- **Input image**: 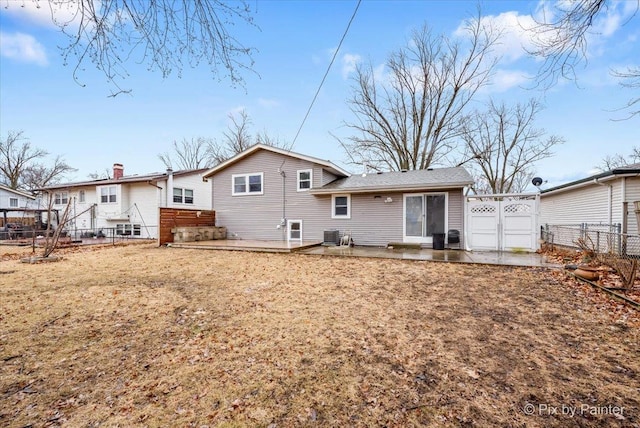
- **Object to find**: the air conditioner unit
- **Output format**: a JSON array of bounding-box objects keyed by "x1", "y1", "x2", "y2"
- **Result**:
[{"x1": 323, "y1": 229, "x2": 340, "y2": 246}]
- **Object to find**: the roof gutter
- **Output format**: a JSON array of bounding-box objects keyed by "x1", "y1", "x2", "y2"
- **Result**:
[
  {"x1": 309, "y1": 182, "x2": 474, "y2": 195},
  {"x1": 540, "y1": 173, "x2": 631, "y2": 196}
]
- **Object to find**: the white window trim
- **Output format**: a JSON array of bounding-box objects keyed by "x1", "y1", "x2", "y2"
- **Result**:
[
  {"x1": 9, "y1": 197, "x2": 19, "y2": 208},
  {"x1": 232, "y1": 172, "x2": 264, "y2": 196},
  {"x1": 173, "y1": 187, "x2": 195, "y2": 204},
  {"x1": 297, "y1": 169, "x2": 313, "y2": 192},
  {"x1": 331, "y1": 194, "x2": 351, "y2": 219},
  {"x1": 54, "y1": 192, "x2": 69, "y2": 205},
  {"x1": 99, "y1": 185, "x2": 117, "y2": 204},
  {"x1": 402, "y1": 192, "x2": 448, "y2": 244},
  {"x1": 287, "y1": 219, "x2": 303, "y2": 242}
]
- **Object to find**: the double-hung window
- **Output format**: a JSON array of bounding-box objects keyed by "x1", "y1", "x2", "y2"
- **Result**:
[
  {"x1": 297, "y1": 169, "x2": 312, "y2": 191},
  {"x1": 100, "y1": 186, "x2": 117, "y2": 203},
  {"x1": 332, "y1": 194, "x2": 351, "y2": 219},
  {"x1": 232, "y1": 173, "x2": 263, "y2": 195},
  {"x1": 173, "y1": 188, "x2": 194, "y2": 204},
  {"x1": 54, "y1": 192, "x2": 69, "y2": 205},
  {"x1": 9, "y1": 197, "x2": 18, "y2": 208},
  {"x1": 116, "y1": 223, "x2": 141, "y2": 236}
]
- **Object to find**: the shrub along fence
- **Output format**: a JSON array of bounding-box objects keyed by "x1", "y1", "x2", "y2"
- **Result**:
[{"x1": 542, "y1": 223, "x2": 639, "y2": 287}]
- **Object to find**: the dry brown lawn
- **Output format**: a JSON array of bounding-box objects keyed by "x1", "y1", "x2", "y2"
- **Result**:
[{"x1": 1, "y1": 243, "x2": 639, "y2": 427}]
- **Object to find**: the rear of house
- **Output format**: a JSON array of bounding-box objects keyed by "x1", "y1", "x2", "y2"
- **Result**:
[
  {"x1": 40, "y1": 164, "x2": 211, "y2": 239},
  {"x1": 204, "y1": 144, "x2": 473, "y2": 247}
]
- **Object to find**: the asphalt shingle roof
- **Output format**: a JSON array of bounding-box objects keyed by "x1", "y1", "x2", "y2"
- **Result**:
[
  {"x1": 39, "y1": 168, "x2": 209, "y2": 191},
  {"x1": 312, "y1": 167, "x2": 474, "y2": 194}
]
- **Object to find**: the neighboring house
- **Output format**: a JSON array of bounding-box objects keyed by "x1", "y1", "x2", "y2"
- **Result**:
[
  {"x1": 39, "y1": 163, "x2": 211, "y2": 239},
  {"x1": 540, "y1": 163, "x2": 640, "y2": 235},
  {"x1": 0, "y1": 184, "x2": 37, "y2": 226},
  {"x1": 203, "y1": 144, "x2": 474, "y2": 247}
]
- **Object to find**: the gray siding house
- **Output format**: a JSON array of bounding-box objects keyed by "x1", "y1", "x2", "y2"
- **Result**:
[
  {"x1": 540, "y1": 163, "x2": 640, "y2": 235},
  {"x1": 204, "y1": 144, "x2": 474, "y2": 247}
]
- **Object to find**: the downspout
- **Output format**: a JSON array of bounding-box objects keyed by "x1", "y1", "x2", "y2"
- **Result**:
[
  {"x1": 621, "y1": 177, "x2": 627, "y2": 234},
  {"x1": 278, "y1": 168, "x2": 286, "y2": 241},
  {"x1": 148, "y1": 181, "x2": 163, "y2": 243},
  {"x1": 593, "y1": 178, "x2": 612, "y2": 225},
  {"x1": 166, "y1": 168, "x2": 174, "y2": 207}
]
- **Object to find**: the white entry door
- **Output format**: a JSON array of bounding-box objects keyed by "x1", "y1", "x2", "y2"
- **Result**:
[
  {"x1": 287, "y1": 220, "x2": 302, "y2": 242},
  {"x1": 403, "y1": 193, "x2": 447, "y2": 244}
]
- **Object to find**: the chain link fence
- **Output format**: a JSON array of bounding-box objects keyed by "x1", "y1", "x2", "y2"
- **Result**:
[
  {"x1": 541, "y1": 223, "x2": 639, "y2": 256},
  {"x1": 542, "y1": 223, "x2": 639, "y2": 286},
  {"x1": 0, "y1": 226, "x2": 158, "y2": 245}
]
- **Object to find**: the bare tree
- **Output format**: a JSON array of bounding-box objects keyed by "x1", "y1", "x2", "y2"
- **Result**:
[
  {"x1": 21, "y1": 156, "x2": 77, "y2": 190},
  {"x1": 9, "y1": 0, "x2": 256, "y2": 92},
  {"x1": 339, "y1": 14, "x2": 500, "y2": 171},
  {"x1": 158, "y1": 137, "x2": 220, "y2": 170},
  {"x1": 87, "y1": 169, "x2": 112, "y2": 180},
  {"x1": 219, "y1": 109, "x2": 292, "y2": 159},
  {"x1": 222, "y1": 109, "x2": 255, "y2": 156},
  {"x1": 459, "y1": 99, "x2": 564, "y2": 194},
  {"x1": 612, "y1": 66, "x2": 640, "y2": 119},
  {"x1": 529, "y1": 0, "x2": 639, "y2": 117},
  {"x1": 158, "y1": 109, "x2": 291, "y2": 169},
  {"x1": 598, "y1": 146, "x2": 640, "y2": 170},
  {"x1": 0, "y1": 131, "x2": 75, "y2": 190}
]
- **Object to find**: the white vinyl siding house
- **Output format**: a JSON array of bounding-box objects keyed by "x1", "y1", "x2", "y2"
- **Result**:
[
  {"x1": 540, "y1": 164, "x2": 640, "y2": 236},
  {"x1": 204, "y1": 144, "x2": 473, "y2": 247},
  {"x1": 40, "y1": 165, "x2": 212, "y2": 239},
  {"x1": 0, "y1": 185, "x2": 38, "y2": 226}
]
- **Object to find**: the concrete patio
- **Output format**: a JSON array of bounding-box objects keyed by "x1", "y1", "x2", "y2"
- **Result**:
[
  {"x1": 167, "y1": 239, "x2": 560, "y2": 268},
  {"x1": 167, "y1": 239, "x2": 322, "y2": 253},
  {"x1": 299, "y1": 245, "x2": 561, "y2": 268}
]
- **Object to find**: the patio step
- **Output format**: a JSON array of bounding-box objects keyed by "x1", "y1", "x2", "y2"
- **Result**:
[{"x1": 387, "y1": 242, "x2": 422, "y2": 250}]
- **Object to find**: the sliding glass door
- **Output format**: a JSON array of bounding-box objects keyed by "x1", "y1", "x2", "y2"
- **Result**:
[{"x1": 403, "y1": 193, "x2": 447, "y2": 243}]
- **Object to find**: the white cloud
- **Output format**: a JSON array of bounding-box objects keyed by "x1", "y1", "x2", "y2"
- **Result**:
[
  {"x1": 258, "y1": 98, "x2": 280, "y2": 109},
  {"x1": 456, "y1": 11, "x2": 539, "y2": 64},
  {"x1": 488, "y1": 68, "x2": 531, "y2": 92},
  {"x1": 341, "y1": 53, "x2": 361, "y2": 79},
  {"x1": 0, "y1": 31, "x2": 48, "y2": 66},
  {"x1": 0, "y1": 0, "x2": 81, "y2": 29}
]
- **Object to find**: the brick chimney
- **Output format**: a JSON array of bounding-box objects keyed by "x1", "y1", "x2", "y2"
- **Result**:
[{"x1": 113, "y1": 163, "x2": 124, "y2": 180}]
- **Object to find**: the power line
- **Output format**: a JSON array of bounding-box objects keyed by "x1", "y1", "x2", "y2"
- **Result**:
[{"x1": 289, "y1": 0, "x2": 362, "y2": 150}]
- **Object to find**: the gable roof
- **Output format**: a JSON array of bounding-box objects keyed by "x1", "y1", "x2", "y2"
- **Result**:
[
  {"x1": 39, "y1": 168, "x2": 209, "y2": 191},
  {"x1": 310, "y1": 167, "x2": 474, "y2": 194},
  {"x1": 202, "y1": 144, "x2": 350, "y2": 178},
  {"x1": 541, "y1": 162, "x2": 640, "y2": 195},
  {"x1": 0, "y1": 184, "x2": 36, "y2": 199}
]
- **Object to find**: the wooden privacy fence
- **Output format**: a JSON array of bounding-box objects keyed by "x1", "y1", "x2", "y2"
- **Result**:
[{"x1": 159, "y1": 208, "x2": 216, "y2": 245}]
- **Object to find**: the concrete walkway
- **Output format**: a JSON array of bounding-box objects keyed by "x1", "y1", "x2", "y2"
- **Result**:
[{"x1": 299, "y1": 245, "x2": 561, "y2": 268}]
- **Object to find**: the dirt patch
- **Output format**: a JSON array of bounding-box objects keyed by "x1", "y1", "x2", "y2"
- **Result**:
[{"x1": 1, "y1": 244, "x2": 638, "y2": 427}]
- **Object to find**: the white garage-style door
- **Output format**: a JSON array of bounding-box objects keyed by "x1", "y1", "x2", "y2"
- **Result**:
[{"x1": 466, "y1": 194, "x2": 539, "y2": 252}]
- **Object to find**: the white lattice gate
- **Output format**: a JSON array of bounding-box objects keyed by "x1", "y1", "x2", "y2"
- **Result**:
[{"x1": 466, "y1": 194, "x2": 539, "y2": 252}]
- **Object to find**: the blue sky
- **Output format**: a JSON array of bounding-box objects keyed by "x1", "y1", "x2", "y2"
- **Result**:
[{"x1": 0, "y1": 0, "x2": 638, "y2": 189}]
